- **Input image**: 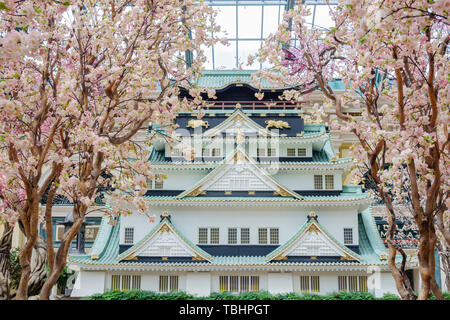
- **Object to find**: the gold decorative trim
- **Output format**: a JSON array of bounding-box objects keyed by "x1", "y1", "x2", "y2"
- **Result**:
[
  {"x1": 265, "y1": 120, "x2": 291, "y2": 130},
  {"x1": 192, "y1": 255, "x2": 204, "y2": 261},
  {"x1": 310, "y1": 256, "x2": 317, "y2": 260},
  {"x1": 159, "y1": 224, "x2": 171, "y2": 233},
  {"x1": 296, "y1": 132, "x2": 304, "y2": 137},
  {"x1": 260, "y1": 113, "x2": 266, "y2": 117},
  {"x1": 279, "y1": 113, "x2": 285, "y2": 117},
  {"x1": 124, "y1": 254, "x2": 138, "y2": 261},
  {"x1": 248, "y1": 191, "x2": 255, "y2": 195},
  {"x1": 224, "y1": 191, "x2": 232, "y2": 195},
  {"x1": 273, "y1": 255, "x2": 287, "y2": 260},
  {"x1": 187, "y1": 119, "x2": 209, "y2": 129},
  {"x1": 330, "y1": 156, "x2": 338, "y2": 162},
  {"x1": 91, "y1": 254, "x2": 99, "y2": 260},
  {"x1": 162, "y1": 257, "x2": 168, "y2": 261},
  {"x1": 379, "y1": 254, "x2": 387, "y2": 260}
]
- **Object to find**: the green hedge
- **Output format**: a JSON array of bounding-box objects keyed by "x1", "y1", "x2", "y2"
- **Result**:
[
  {"x1": 83, "y1": 290, "x2": 450, "y2": 300},
  {"x1": 83, "y1": 290, "x2": 431, "y2": 300}
]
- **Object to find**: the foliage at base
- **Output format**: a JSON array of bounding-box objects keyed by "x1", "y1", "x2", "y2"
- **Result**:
[{"x1": 83, "y1": 290, "x2": 450, "y2": 300}]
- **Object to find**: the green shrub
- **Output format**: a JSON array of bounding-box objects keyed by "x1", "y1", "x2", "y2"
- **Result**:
[
  {"x1": 83, "y1": 290, "x2": 450, "y2": 300},
  {"x1": 381, "y1": 293, "x2": 401, "y2": 300}
]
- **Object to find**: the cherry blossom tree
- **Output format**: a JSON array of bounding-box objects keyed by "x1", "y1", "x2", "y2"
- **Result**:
[
  {"x1": 0, "y1": 0, "x2": 221, "y2": 300},
  {"x1": 253, "y1": 1, "x2": 449, "y2": 300}
]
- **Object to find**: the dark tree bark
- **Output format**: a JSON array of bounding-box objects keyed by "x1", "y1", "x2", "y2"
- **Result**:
[{"x1": 0, "y1": 223, "x2": 14, "y2": 300}]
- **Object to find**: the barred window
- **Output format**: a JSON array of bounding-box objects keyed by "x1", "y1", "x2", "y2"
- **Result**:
[
  {"x1": 219, "y1": 276, "x2": 260, "y2": 293},
  {"x1": 124, "y1": 227, "x2": 134, "y2": 244},
  {"x1": 171, "y1": 148, "x2": 182, "y2": 157},
  {"x1": 258, "y1": 228, "x2": 268, "y2": 244},
  {"x1": 146, "y1": 178, "x2": 153, "y2": 189},
  {"x1": 155, "y1": 175, "x2": 164, "y2": 189},
  {"x1": 111, "y1": 275, "x2": 121, "y2": 291},
  {"x1": 338, "y1": 276, "x2": 347, "y2": 292},
  {"x1": 325, "y1": 175, "x2": 334, "y2": 190},
  {"x1": 212, "y1": 148, "x2": 221, "y2": 157},
  {"x1": 198, "y1": 228, "x2": 208, "y2": 244},
  {"x1": 314, "y1": 175, "x2": 323, "y2": 190},
  {"x1": 348, "y1": 276, "x2": 358, "y2": 292},
  {"x1": 359, "y1": 276, "x2": 368, "y2": 292},
  {"x1": 298, "y1": 148, "x2": 307, "y2": 157},
  {"x1": 210, "y1": 228, "x2": 220, "y2": 244},
  {"x1": 241, "y1": 228, "x2": 250, "y2": 244},
  {"x1": 338, "y1": 275, "x2": 368, "y2": 292},
  {"x1": 344, "y1": 228, "x2": 353, "y2": 244},
  {"x1": 267, "y1": 148, "x2": 276, "y2": 157},
  {"x1": 269, "y1": 228, "x2": 279, "y2": 244},
  {"x1": 257, "y1": 148, "x2": 266, "y2": 157},
  {"x1": 202, "y1": 148, "x2": 210, "y2": 157},
  {"x1": 228, "y1": 228, "x2": 237, "y2": 244},
  {"x1": 287, "y1": 148, "x2": 296, "y2": 157},
  {"x1": 300, "y1": 275, "x2": 319, "y2": 293},
  {"x1": 159, "y1": 275, "x2": 179, "y2": 293},
  {"x1": 111, "y1": 275, "x2": 141, "y2": 291},
  {"x1": 132, "y1": 275, "x2": 141, "y2": 290}
]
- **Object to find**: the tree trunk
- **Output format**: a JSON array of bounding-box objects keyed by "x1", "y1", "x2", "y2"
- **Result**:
[
  {"x1": 436, "y1": 240, "x2": 450, "y2": 291},
  {"x1": 39, "y1": 217, "x2": 83, "y2": 300},
  {"x1": 27, "y1": 236, "x2": 47, "y2": 296},
  {"x1": 0, "y1": 223, "x2": 14, "y2": 300}
]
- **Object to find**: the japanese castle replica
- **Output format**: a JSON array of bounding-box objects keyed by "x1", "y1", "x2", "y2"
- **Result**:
[{"x1": 69, "y1": 71, "x2": 408, "y2": 297}]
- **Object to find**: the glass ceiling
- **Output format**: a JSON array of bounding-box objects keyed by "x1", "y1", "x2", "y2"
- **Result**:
[{"x1": 202, "y1": 0, "x2": 337, "y2": 70}]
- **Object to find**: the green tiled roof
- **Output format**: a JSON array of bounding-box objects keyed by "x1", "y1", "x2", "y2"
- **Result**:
[
  {"x1": 194, "y1": 70, "x2": 346, "y2": 91},
  {"x1": 141, "y1": 193, "x2": 370, "y2": 202},
  {"x1": 148, "y1": 147, "x2": 351, "y2": 165},
  {"x1": 194, "y1": 70, "x2": 280, "y2": 89},
  {"x1": 117, "y1": 217, "x2": 212, "y2": 262},
  {"x1": 266, "y1": 215, "x2": 361, "y2": 262},
  {"x1": 358, "y1": 207, "x2": 388, "y2": 264}
]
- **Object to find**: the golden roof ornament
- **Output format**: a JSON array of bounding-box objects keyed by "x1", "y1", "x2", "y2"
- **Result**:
[
  {"x1": 235, "y1": 128, "x2": 244, "y2": 146},
  {"x1": 265, "y1": 119, "x2": 290, "y2": 130}
]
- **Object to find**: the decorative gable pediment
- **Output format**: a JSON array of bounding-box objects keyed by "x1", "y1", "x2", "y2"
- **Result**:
[
  {"x1": 267, "y1": 213, "x2": 361, "y2": 262},
  {"x1": 177, "y1": 147, "x2": 303, "y2": 199},
  {"x1": 118, "y1": 216, "x2": 212, "y2": 262},
  {"x1": 204, "y1": 109, "x2": 276, "y2": 137}
]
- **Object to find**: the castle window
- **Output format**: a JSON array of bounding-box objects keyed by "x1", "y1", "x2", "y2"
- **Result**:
[
  {"x1": 228, "y1": 228, "x2": 237, "y2": 244},
  {"x1": 241, "y1": 228, "x2": 250, "y2": 244},
  {"x1": 314, "y1": 175, "x2": 323, "y2": 190},
  {"x1": 258, "y1": 228, "x2": 268, "y2": 244},
  {"x1": 146, "y1": 178, "x2": 153, "y2": 189},
  {"x1": 267, "y1": 148, "x2": 276, "y2": 157},
  {"x1": 298, "y1": 148, "x2": 307, "y2": 157},
  {"x1": 219, "y1": 276, "x2": 260, "y2": 293},
  {"x1": 210, "y1": 228, "x2": 220, "y2": 244},
  {"x1": 343, "y1": 228, "x2": 353, "y2": 244},
  {"x1": 111, "y1": 275, "x2": 141, "y2": 291},
  {"x1": 300, "y1": 275, "x2": 320, "y2": 293},
  {"x1": 159, "y1": 275, "x2": 178, "y2": 293},
  {"x1": 124, "y1": 227, "x2": 134, "y2": 244},
  {"x1": 338, "y1": 275, "x2": 368, "y2": 292},
  {"x1": 269, "y1": 228, "x2": 279, "y2": 244},
  {"x1": 202, "y1": 148, "x2": 210, "y2": 157},
  {"x1": 257, "y1": 148, "x2": 266, "y2": 157},
  {"x1": 287, "y1": 148, "x2": 296, "y2": 157},
  {"x1": 212, "y1": 148, "x2": 221, "y2": 157},
  {"x1": 155, "y1": 175, "x2": 164, "y2": 189},
  {"x1": 325, "y1": 175, "x2": 334, "y2": 190},
  {"x1": 198, "y1": 228, "x2": 208, "y2": 244}
]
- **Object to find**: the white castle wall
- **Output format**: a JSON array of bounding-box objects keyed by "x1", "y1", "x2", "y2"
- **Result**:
[
  {"x1": 71, "y1": 269, "x2": 400, "y2": 298},
  {"x1": 119, "y1": 205, "x2": 359, "y2": 247}
]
